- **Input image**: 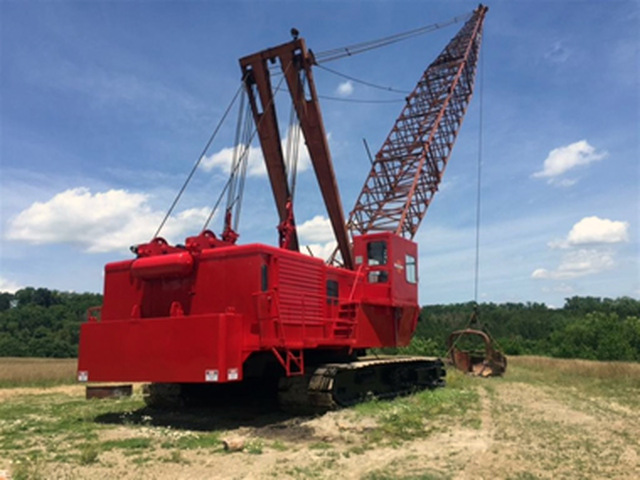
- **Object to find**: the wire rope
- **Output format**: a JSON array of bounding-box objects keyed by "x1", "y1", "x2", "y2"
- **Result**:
[
  {"x1": 154, "y1": 9, "x2": 472, "y2": 241},
  {"x1": 314, "y1": 12, "x2": 471, "y2": 63},
  {"x1": 444, "y1": 33, "x2": 486, "y2": 360},
  {"x1": 473, "y1": 42, "x2": 484, "y2": 305},
  {"x1": 317, "y1": 94, "x2": 405, "y2": 104},
  {"x1": 226, "y1": 87, "x2": 248, "y2": 213},
  {"x1": 285, "y1": 102, "x2": 301, "y2": 199},
  {"x1": 315, "y1": 64, "x2": 410, "y2": 94},
  {"x1": 153, "y1": 83, "x2": 244, "y2": 239},
  {"x1": 232, "y1": 107, "x2": 253, "y2": 231},
  {"x1": 202, "y1": 61, "x2": 294, "y2": 231}
]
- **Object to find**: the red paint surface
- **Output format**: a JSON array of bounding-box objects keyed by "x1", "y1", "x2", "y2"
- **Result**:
[{"x1": 78, "y1": 233, "x2": 420, "y2": 382}]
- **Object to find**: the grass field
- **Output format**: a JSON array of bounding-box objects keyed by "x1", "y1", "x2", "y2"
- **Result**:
[
  {"x1": 0, "y1": 357, "x2": 77, "y2": 388},
  {"x1": 0, "y1": 355, "x2": 638, "y2": 479}
]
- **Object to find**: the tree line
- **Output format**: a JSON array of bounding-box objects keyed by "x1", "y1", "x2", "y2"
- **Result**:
[
  {"x1": 0, "y1": 288, "x2": 102, "y2": 357},
  {"x1": 0, "y1": 288, "x2": 638, "y2": 361},
  {"x1": 407, "y1": 296, "x2": 640, "y2": 362}
]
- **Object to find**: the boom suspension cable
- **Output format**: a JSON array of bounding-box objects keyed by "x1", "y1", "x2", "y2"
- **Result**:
[
  {"x1": 202, "y1": 60, "x2": 295, "y2": 232},
  {"x1": 233, "y1": 101, "x2": 254, "y2": 231},
  {"x1": 153, "y1": 83, "x2": 244, "y2": 239},
  {"x1": 224, "y1": 90, "x2": 254, "y2": 232},
  {"x1": 315, "y1": 64, "x2": 411, "y2": 94},
  {"x1": 314, "y1": 12, "x2": 471, "y2": 63},
  {"x1": 318, "y1": 94, "x2": 405, "y2": 104},
  {"x1": 226, "y1": 88, "x2": 247, "y2": 212},
  {"x1": 285, "y1": 102, "x2": 301, "y2": 199}
]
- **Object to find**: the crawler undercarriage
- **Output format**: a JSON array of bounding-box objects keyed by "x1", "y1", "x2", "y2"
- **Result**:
[{"x1": 143, "y1": 356, "x2": 445, "y2": 414}]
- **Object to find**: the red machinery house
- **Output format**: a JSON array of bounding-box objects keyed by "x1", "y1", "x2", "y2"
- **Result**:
[{"x1": 78, "y1": 231, "x2": 419, "y2": 383}]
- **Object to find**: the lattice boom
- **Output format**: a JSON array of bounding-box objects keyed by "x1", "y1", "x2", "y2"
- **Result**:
[{"x1": 348, "y1": 5, "x2": 488, "y2": 239}]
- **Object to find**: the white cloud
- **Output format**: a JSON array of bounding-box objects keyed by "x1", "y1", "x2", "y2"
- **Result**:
[
  {"x1": 297, "y1": 215, "x2": 334, "y2": 243},
  {"x1": 0, "y1": 277, "x2": 22, "y2": 294},
  {"x1": 201, "y1": 145, "x2": 266, "y2": 176},
  {"x1": 201, "y1": 127, "x2": 311, "y2": 177},
  {"x1": 303, "y1": 241, "x2": 338, "y2": 262},
  {"x1": 534, "y1": 216, "x2": 629, "y2": 281},
  {"x1": 532, "y1": 249, "x2": 615, "y2": 279},
  {"x1": 532, "y1": 140, "x2": 607, "y2": 184},
  {"x1": 297, "y1": 215, "x2": 337, "y2": 261},
  {"x1": 6, "y1": 188, "x2": 209, "y2": 253},
  {"x1": 336, "y1": 81, "x2": 354, "y2": 97},
  {"x1": 566, "y1": 216, "x2": 629, "y2": 246},
  {"x1": 549, "y1": 216, "x2": 630, "y2": 248}
]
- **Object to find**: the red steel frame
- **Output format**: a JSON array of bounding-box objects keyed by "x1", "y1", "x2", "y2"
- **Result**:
[
  {"x1": 348, "y1": 6, "x2": 487, "y2": 239},
  {"x1": 240, "y1": 38, "x2": 353, "y2": 269}
]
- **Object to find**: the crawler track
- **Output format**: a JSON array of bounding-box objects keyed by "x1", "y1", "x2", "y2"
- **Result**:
[
  {"x1": 278, "y1": 356, "x2": 445, "y2": 414},
  {"x1": 143, "y1": 356, "x2": 445, "y2": 412}
]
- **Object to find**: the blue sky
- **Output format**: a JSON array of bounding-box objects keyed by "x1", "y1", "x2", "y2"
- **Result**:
[{"x1": 1, "y1": 0, "x2": 638, "y2": 307}]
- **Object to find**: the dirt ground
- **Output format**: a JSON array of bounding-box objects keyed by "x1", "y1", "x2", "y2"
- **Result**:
[{"x1": 1, "y1": 362, "x2": 638, "y2": 480}]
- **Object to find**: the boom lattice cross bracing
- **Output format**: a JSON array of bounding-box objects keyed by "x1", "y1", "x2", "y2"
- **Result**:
[{"x1": 348, "y1": 6, "x2": 487, "y2": 239}]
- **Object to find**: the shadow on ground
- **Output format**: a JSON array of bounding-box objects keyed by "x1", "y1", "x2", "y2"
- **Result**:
[{"x1": 93, "y1": 380, "x2": 315, "y2": 440}]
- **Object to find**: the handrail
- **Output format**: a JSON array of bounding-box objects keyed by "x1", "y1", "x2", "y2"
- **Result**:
[
  {"x1": 348, "y1": 263, "x2": 366, "y2": 302},
  {"x1": 256, "y1": 285, "x2": 360, "y2": 345}
]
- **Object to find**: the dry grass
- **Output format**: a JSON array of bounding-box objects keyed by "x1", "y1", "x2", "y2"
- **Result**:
[
  {"x1": 0, "y1": 357, "x2": 77, "y2": 387},
  {"x1": 0, "y1": 355, "x2": 638, "y2": 479},
  {"x1": 507, "y1": 355, "x2": 640, "y2": 411},
  {"x1": 509, "y1": 355, "x2": 640, "y2": 380}
]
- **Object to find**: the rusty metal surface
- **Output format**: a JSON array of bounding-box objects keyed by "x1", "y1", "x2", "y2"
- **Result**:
[
  {"x1": 447, "y1": 328, "x2": 507, "y2": 377},
  {"x1": 239, "y1": 37, "x2": 353, "y2": 268},
  {"x1": 348, "y1": 5, "x2": 488, "y2": 239},
  {"x1": 86, "y1": 384, "x2": 133, "y2": 400}
]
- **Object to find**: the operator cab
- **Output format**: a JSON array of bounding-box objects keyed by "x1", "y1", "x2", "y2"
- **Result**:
[{"x1": 352, "y1": 232, "x2": 418, "y2": 305}]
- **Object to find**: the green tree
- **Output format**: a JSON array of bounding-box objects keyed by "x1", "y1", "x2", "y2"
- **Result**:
[{"x1": 0, "y1": 292, "x2": 13, "y2": 311}]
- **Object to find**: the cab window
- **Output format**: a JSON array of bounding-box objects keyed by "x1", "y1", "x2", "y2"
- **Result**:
[
  {"x1": 405, "y1": 255, "x2": 417, "y2": 284},
  {"x1": 367, "y1": 241, "x2": 387, "y2": 266},
  {"x1": 326, "y1": 280, "x2": 339, "y2": 304},
  {"x1": 261, "y1": 264, "x2": 268, "y2": 291},
  {"x1": 326, "y1": 280, "x2": 338, "y2": 298},
  {"x1": 368, "y1": 271, "x2": 389, "y2": 283}
]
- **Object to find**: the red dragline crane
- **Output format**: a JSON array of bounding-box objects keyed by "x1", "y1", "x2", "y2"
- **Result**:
[{"x1": 77, "y1": 6, "x2": 488, "y2": 411}]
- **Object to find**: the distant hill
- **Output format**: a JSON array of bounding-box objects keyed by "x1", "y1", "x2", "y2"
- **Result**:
[{"x1": 1, "y1": 288, "x2": 638, "y2": 361}]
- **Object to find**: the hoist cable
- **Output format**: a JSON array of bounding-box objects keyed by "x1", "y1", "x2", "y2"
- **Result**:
[
  {"x1": 226, "y1": 87, "x2": 248, "y2": 213},
  {"x1": 202, "y1": 175, "x2": 232, "y2": 232},
  {"x1": 315, "y1": 64, "x2": 411, "y2": 94},
  {"x1": 233, "y1": 101, "x2": 254, "y2": 231},
  {"x1": 202, "y1": 61, "x2": 294, "y2": 231},
  {"x1": 444, "y1": 35, "x2": 486, "y2": 361},
  {"x1": 314, "y1": 12, "x2": 471, "y2": 63},
  {"x1": 156, "y1": 11, "x2": 472, "y2": 241},
  {"x1": 285, "y1": 102, "x2": 301, "y2": 200},
  {"x1": 153, "y1": 82, "x2": 244, "y2": 239},
  {"x1": 473, "y1": 42, "x2": 484, "y2": 304}
]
